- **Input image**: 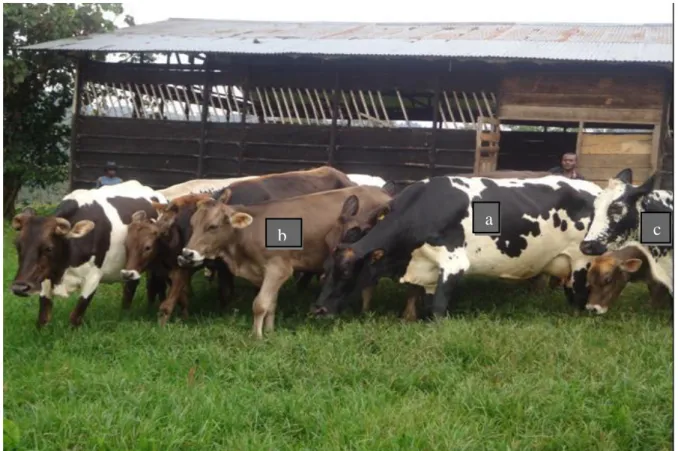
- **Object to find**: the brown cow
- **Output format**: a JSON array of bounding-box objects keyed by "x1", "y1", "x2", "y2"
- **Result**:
[
  {"x1": 586, "y1": 245, "x2": 672, "y2": 315},
  {"x1": 121, "y1": 193, "x2": 235, "y2": 325},
  {"x1": 178, "y1": 185, "x2": 392, "y2": 338}
]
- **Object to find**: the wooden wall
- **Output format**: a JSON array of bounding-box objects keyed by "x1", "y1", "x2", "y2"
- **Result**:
[
  {"x1": 577, "y1": 133, "x2": 653, "y2": 187},
  {"x1": 498, "y1": 71, "x2": 666, "y2": 124}
]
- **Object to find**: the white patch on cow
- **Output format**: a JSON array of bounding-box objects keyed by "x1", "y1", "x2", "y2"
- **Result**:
[
  {"x1": 40, "y1": 280, "x2": 53, "y2": 298},
  {"x1": 120, "y1": 269, "x2": 141, "y2": 281},
  {"x1": 49, "y1": 180, "x2": 167, "y2": 299},
  {"x1": 586, "y1": 304, "x2": 608, "y2": 314},
  {"x1": 397, "y1": 176, "x2": 602, "y2": 293},
  {"x1": 583, "y1": 178, "x2": 628, "y2": 243},
  {"x1": 157, "y1": 177, "x2": 258, "y2": 201},
  {"x1": 347, "y1": 174, "x2": 387, "y2": 188}
]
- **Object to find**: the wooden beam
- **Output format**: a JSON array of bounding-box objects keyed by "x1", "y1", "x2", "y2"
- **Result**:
[
  {"x1": 328, "y1": 72, "x2": 340, "y2": 167},
  {"x1": 499, "y1": 105, "x2": 662, "y2": 124},
  {"x1": 197, "y1": 58, "x2": 212, "y2": 178},
  {"x1": 237, "y1": 65, "x2": 250, "y2": 175},
  {"x1": 430, "y1": 79, "x2": 441, "y2": 177},
  {"x1": 575, "y1": 121, "x2": 584, "y2": 158},
  {"x1": 70, "y1": 56, "x2": 86, "y2": 191}
]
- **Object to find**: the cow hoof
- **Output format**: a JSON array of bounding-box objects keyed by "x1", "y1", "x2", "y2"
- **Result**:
[
  {"x1": 35, "y1": 320, "x2": 49, "y2": 329},
  {"x1": 69, "y1": 314, "x2": 84, "y2": 327}
]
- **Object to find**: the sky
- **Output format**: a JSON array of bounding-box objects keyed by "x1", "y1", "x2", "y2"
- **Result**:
[{"x1": 119, "y1": 1, "x2": 673, "y2": 26}]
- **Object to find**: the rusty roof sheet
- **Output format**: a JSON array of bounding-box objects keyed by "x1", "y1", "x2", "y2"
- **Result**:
[{"x1": 22, "y1": 19, "x2": 673, "y2": 63}]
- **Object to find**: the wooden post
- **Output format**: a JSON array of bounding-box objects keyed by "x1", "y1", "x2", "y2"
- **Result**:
[
  {"x1": 651, "y1": 81, "x2": 671, "y2": 188},
  {"x1": 430, "y1": 79, "x2": 441, "y2": 177},
  {"x1": 575, "y1": 121, "x2": 584, "y2": 158},
  {"x1": 69, "y1": 56, "x2": 86, "y2": 191},
  {"x1": 328, "y1": 71, "x2": 340, "y2": 167},
  {"x1": 197, "y1": 57, "x2": 211, "y2": 178},
  {"x1": 237, "y1": 66, "x2": 250, "y2": 176}
]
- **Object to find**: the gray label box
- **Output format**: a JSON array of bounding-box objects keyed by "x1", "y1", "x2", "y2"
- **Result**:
[
  {"x1": 640, "y1": 212, "x2": 672, "y2": 246},
  {"x1": 266, "y1": 218, "x2": 303, "y2": 249},
  {"x1": 472, "y1": 201, "x2": 501, "y2": 235}
]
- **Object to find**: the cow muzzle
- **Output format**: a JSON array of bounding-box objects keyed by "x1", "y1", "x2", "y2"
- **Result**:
[
  {"x1": 120, "y1": 269, "x2": 141, "y2": 281},
  {"x1": 585, "y1": 304, "x2": 608, "y2": 315},
  {"x1": 580, "y1": 240, "x2": 607, "y2": 256},
  {"x1": 11, "y1": 281, "x2": 34, "y2": 297},
  {"x1": 178, "y1": 248, "x2": 204, "y2": 267}
]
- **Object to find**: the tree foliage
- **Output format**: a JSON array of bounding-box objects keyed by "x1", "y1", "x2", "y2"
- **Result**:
[{"x1": 3, "y1": 3, "x2": 133, "y2": 218}]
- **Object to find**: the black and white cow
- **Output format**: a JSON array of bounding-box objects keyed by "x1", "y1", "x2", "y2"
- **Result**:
[
  {"x1": 314, "y1": 175, "x2": 602, "y2": 317},
  {"x1": 10, "y1": 180, "x2": 168, "y2": 327},
  {"x1": 580, "y1": 168, "x2": 673, "y2": 312}
]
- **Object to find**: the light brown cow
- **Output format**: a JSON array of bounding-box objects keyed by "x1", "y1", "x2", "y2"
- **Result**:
[
  {"x1": 586, "y1": 245, "x2": 672, "y2": 314},
  {"x1": 178, "y1": 185, "x2": 393, "y2": 338}
]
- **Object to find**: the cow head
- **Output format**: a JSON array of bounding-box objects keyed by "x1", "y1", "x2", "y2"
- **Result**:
[
  {"x1": 580, "y1": 168, "x2": 657, "y2": 256},
  {"x1": 178, "y1": 198, "x2": 252, "y2": 267},
  {"x1": 121, "y1": 209, "x2": 161, "y2": 281},
  {"x1": 586, "y1": 251, "x2": 644, "y2": 314},
  {"x1": 314, "y1": 201, "x2": 391, "y2": 316},
  {"x1": 11, "y1": 207, "x2": 95, "y2": 296}
]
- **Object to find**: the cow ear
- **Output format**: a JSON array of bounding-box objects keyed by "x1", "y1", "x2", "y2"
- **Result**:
[
  {"x1": 632, "y1": 173, "x2": 657, "y2": 196},
  {"x1": 53, "y1": 218, "x2": 72, "y2": 236},
  {"x1": 131, "y1": 210, "x2": 147, "y2": 223},
  {"x1": 620, "y1": 258, "x2": 643, "y2": 273},
  {"x1": 11, "y1": 208, "x2": 35, "y2": 231},
  {"x1": 229, "y1": 212, "x2": 253, "y2": 229},
  {"x1": 613, "y1": 168, "x2": 633, "y2": 184},
  {"x1": 340, "y1": 195, "x2": 360, "y2": 219},
  {"x1": 66, "y1": 220, "x2": 95, "y2": 239},
  {"x1": 382, "y1": 180, "x2": 397, "y2": 196},
  {"x1": 218, "y1": 188, "x2": 232, "y2": 204}
]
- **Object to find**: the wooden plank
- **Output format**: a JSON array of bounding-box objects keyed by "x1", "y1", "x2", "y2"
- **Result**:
[
  {"x1": 578, "y1": 153, "x2": 651, "y2": 169},
  {"x1": 498, "y1": 105, "x2": 662, "y2": 124},
  {"x1": 501, "y1": 92, "x2": 663, "y2": 110},
  {"x1": 650, "y1": 124, "x2": 662, "y2": 173},
  {"x1": 580, "y1": 133, "x2": 653, "y2": 155},
  {"x1": 579, "y1": 166, "x2": 652, "y2": 183},
  {"x1": 575, "y1": 121, "x2": 584, "y2": 158}
]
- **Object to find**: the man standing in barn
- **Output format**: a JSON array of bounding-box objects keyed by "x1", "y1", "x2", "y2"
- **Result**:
[
  {"x1": 96, "y1": 161, "x2": 123, "y2": 188},
  {"x1": 548, "y1": 152, "x2": 585, "y2": 180}
]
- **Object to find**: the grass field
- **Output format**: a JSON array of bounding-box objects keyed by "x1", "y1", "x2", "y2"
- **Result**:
[{"x1": 2, "y1": 219, "x2": 673, "y2": 451}]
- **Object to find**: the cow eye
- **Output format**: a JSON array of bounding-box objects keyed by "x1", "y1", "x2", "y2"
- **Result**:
[
  {"x1": 608, "y1": 204, "x2": 623, "y2": 216},
  {"x1": 44, "y1": 245, "x2": 53, "y2": 254},
  {"x1": 144, "y1": 245, "x2": 152, "y2": 252},
  {"x1": 208, "y1": 224, "x2": 219, "y2": 231}
]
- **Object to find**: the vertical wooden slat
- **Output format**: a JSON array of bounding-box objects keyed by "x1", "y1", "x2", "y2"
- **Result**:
[
  {"x1": 69, "y1": 57, "x2": 86, "y2": 190},
  {"x1": 238, "y1": 66, "x2": 250, "y2": 175},
  {"x1": 328, "y1": 72, "x2": 340, "y2": 166},
  {"x1": 430, "y1": 80, "x2": 441, "y2": 177},
  {"x1": 197, "y1": 60, "x2": 212, "y2": 178}
]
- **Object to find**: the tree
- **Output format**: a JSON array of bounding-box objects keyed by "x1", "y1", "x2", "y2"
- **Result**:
[{"x1": 3, "y1": 3, "x2": 133, "y2": 218}]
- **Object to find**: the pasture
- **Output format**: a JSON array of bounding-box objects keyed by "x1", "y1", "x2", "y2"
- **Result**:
[{"x1": 3, "y1": 209, "x2": 673, "y2": 451}]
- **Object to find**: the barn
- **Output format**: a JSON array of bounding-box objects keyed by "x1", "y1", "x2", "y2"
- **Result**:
[{"x1": 23, "y1": 20, "x2": 673, "y2": 190}]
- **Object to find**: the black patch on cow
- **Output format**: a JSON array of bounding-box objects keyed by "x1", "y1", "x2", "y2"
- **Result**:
[
  {"x1": 151, "y1": 196, "x2": 159, "y2": 203},
  {"x1": 451, "y1": 178, "x2": 470, "y2": 189},
  {"x1": 552, "y1": 213, "x2": 561, "y2": 229},
  {"x1": 560, "y1": 220, "x2": 568, "y2": 232},
  {"x1": 575, "y1": 221, "x2": 585, "y2": 231},
  {"x1": 571, "y1": 267, "x2": 589, "y2": 309},
  {"x1": 55, "y1": 199, "x2": 79, "y2": 218}
]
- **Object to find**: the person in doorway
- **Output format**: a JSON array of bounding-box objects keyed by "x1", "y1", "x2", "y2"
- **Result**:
[
  {"x1": 96, "y1": 161, "x2": 123, "y2": 188},
  {"x1": 548, "y1": 152, "x2": 585, "y2": 180}
]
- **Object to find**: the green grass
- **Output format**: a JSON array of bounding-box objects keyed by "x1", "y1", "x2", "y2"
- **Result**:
[{"x1": 3, "y1": 222, "x2": 673, "y2": 451}]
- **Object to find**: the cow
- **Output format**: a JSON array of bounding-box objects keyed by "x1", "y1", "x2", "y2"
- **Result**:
[
  {"x1": 585, "y1": 244, "x2": 672, "y2": 315},
  {"x1": 157, "y1": 176, "x2": 259, "y2": 201},
  {"x1": 313, "y1": 175, "x2": 602, "y2": 318},
  {"x1": 178, "y1": 185, "x2": 393, "y2": 338},
  {"x1": 579, "y1": 168, "x2": 673, "y2": 300},
  {"x1": 10, "y1": 180, "x2": 168, "y2": 327},
  {"x1": 121, "y1": 194, "x2": 233, "y2": 325}
]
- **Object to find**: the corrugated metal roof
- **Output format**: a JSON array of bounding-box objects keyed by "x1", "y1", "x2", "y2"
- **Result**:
[{"x1": 21, "y1": 19, "x2": 673, "y2": 63}]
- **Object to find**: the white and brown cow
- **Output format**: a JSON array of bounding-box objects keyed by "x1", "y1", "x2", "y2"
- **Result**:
[
  {"x1": 10, "y1": 180, "x2": 168, "y2": 327},
  {"x1": 580, "y1": 168, "x2": 673, "y2": 311}
]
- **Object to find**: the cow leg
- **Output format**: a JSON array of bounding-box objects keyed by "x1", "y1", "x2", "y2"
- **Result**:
[
  {"x1": 69, "y1": 269, "x2": 103, "y2": 327},
  {"x1": 252, "y1": 263, "x2": 293, "y2": 339},
  {"x1": 402, "y1": 285, "x2": 423, "y2": 322},
  {"x1": 37, "y1": 280, "x2": 54, "y2": 328},
  {"x1": 430, "y1": 246, "x2": 470, "y2": 318},
  {"x1": 158, "y1": 268, "x2": 190, "y2": 326},
  {"x1": 122, "y1": 278, "x2": 140, "y2": 310},
  {"x1": 361, "y1": 285, "x2": 374, "y2": 313},
  {"x1": 215, "y1": 260, "x2": 234, "y2": 311},
  {"x1": 295, "y1": 272, "x2": 315, "y2": 292},
  {"x1": 145, "y1": 272, "x2": 166, "y2": 308},
  {"x1": 568, "y1": 263, "x2": 590, "y2": 311},
  {"x1": 648, "y1": 281, "x2": 671, "y2": 309}
]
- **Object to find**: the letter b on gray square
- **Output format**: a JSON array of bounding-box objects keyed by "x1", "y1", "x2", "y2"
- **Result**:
[
  {"x1": 640, "y1": 212, "x2": 672, "y2": 246},
  {"x1": 473, "y1": 201, "x2": 500, "y2": 235},
  {"x1": 266, "y1": 218, "x2": 303, "y2": 249}
]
